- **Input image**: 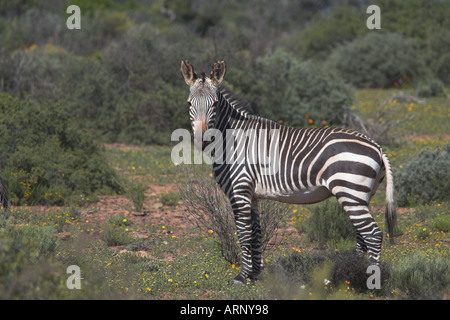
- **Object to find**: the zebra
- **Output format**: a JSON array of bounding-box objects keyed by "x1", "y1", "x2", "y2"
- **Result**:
[{"x1": 180, "y1": 60, "x2": 397, "y2": 284}]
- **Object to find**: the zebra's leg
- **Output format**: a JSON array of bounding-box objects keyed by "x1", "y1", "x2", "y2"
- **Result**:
[
  {"x1": 342, "y1": 203, "x2": 383, "y2": 264},
  {"x1": 250, "y1": 200, "x2": 263, "y2": 280},
  {"x1": 232, "y1": 199, "x2": 254, "y2": 284},
  {"x1": 355, "y1": 231, "x2": 368, "y2": 256}
]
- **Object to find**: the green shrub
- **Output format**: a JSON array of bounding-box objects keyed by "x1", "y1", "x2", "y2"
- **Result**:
[
  {"x1": 415, "y1": 76, "x2": 444, "y2": 97},
  {"x1": 395, "y1": 144, "x2": 450, "y2": 206},
  {"x1": 101, "y1": 224, "x2": 133, "y2": 247},
  {"x1": 106, "y1": 215, "x2": 131, "y2": 227},
  {"x1": 0, "y1": 217, "x2": 131, "y2": 299},
  {"x1": 0, "y1": 31, "x2": 192, "y2": 146},
  {"x1": 413, "y1": 202, "x2": 441, "y2": 222},
  {"x1": 252, "y1": 49, "x2": 354, "y2": 127},
  {"x1": 433, "y1": 52, "x2": 450, "y2": 84},
  {"x1": 267, "y1": 251, "x2": 330, "y2": 287},
  {"x1": 391, "y1": 251, "x2": 450, "y2": 299},
  {"x1": 326, "y1": 32, "x2": 422, "y2": 88},
  {"x1": 296, "y1": 5, "x2": 367, "y2": 60},
  {"x1": 0, "y1": 93, "x2": 120, "y2": 205},
  {"x1": 330, "y1": 250, "x2": 390, "y2": 294},
  {"x1": 432, "y1": 214, "x2": 450, "y2": 233},
  {"x1": 0, "y1": 223, "x2": 67, "y2": 299},
  {"x1": 160, "y1": 192, "x2": 180, "y2": 206},
  {"x1": 91, "y1": 24, "x2": 193, "y2": 144},
  {"x1": 267, "y1": 250, "x2": 390, "y2": 297},
  {"x1": 55, "y1": 24, "x2": 194, "y2": 145},
  {"x1": 302, "y1": 199, "x2": 355, "y2": 247},
  {"x1": 117, "y1": 175, "x2": 147, "y2": 212},
  {"x1": 6, "y1": 224, "x2": 59, "y2": 257},
  {"x1": 415, "y1": 228, "x2": 430, "y2": 241}
]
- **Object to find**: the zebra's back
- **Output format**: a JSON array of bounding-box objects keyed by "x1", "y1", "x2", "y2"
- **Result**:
[{"x1": 249, "y1": 125, "x2": 386, "y2": 205}]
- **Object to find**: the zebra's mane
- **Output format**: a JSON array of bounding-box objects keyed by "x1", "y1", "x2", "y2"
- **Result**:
[{"x1": 218, "y1": 84, "x2": 254, "y2": 116}]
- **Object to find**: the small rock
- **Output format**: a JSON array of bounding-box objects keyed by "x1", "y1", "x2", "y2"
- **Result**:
[
  {"x1": 151, "y1": 202, "x2": 163, "y2": 210},
  {"x1": 55, "y1": 231, "x2": 72, "y2": 241}
]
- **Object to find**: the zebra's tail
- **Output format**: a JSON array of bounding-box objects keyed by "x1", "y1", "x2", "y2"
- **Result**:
[{"x1": 382, "y1": 152, "x2": 397, "y2": 244}]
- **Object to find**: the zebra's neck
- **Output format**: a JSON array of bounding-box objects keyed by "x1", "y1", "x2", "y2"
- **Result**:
[{"x1": 214, "y1": 85, "x2": 268, "y2": 132}]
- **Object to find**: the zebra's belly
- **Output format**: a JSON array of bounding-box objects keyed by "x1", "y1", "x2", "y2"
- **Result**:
[{"x1": 255, "y1": 185, "x2": 332, "y2": 205}]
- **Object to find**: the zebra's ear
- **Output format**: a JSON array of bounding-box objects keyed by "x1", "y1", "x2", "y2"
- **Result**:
[
  {"x1": 210, "y1": 61, "x2": 226, "y2": 86},
  {"x1": 180, "y1": 60, "x2": 197, "y2": 86}
]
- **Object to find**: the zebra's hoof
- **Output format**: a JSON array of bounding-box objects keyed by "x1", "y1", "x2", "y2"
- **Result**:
[{"x1": 233, "y1": 274, "x2": 250, "y2": 285}]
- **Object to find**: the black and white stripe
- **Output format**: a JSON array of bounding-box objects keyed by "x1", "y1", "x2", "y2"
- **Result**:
[{"x1": 181, "y1": 61, "x2": 397, "y2": 284}]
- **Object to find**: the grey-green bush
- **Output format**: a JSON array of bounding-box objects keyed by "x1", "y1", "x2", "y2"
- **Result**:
[
  {"x1": 326, "y1": 32, "x2": 422, "y2": 88},
  {"x1": 0, "y1": 93, "x2": 120, "y2": 205},
  {"x1": 267, "y1": 250, "x2": 390, "y2": 297},
  {"x1": 433, "y1": 52, "x2": 450, "y2": 84},
  {"x1": 302, "y1": 199, "x2": 355, "y2": 246},
  {"x1": 415, "y1": 76, "x2": 444, "y2": 97},
  {"x1": 394, "y1": 144, "x2": 450, "y2": 206},
  {"x1": 391, "y1": 251, "x2": 450, "y2": 299},
  {"x1": 0, "y1": 223, "x2": 65, "y2": 299},
  {"x1": 251, "y1": 49, "x2": 354, "y2": 127}
]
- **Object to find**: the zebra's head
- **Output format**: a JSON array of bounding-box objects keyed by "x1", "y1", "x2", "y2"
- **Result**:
[{"x1": 180, "y1": 60, "x2": 226, "y2": 147}]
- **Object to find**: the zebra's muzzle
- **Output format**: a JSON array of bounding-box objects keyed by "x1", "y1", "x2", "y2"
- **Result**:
[{"x1": 192, "y1": 120, "x2": 208, "y2": 151}]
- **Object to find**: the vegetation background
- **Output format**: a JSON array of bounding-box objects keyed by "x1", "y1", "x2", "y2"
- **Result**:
[{"x1": 0, "y1": 0, "x2": 449, "y2": 300}]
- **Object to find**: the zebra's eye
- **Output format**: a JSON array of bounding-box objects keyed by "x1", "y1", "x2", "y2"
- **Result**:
[
  {"x1": 187, "y1": 101, "x2": 192, "y2": 106},
  {"x1": 212, "y1": 100, "x2": 218, "y2": 106}
]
